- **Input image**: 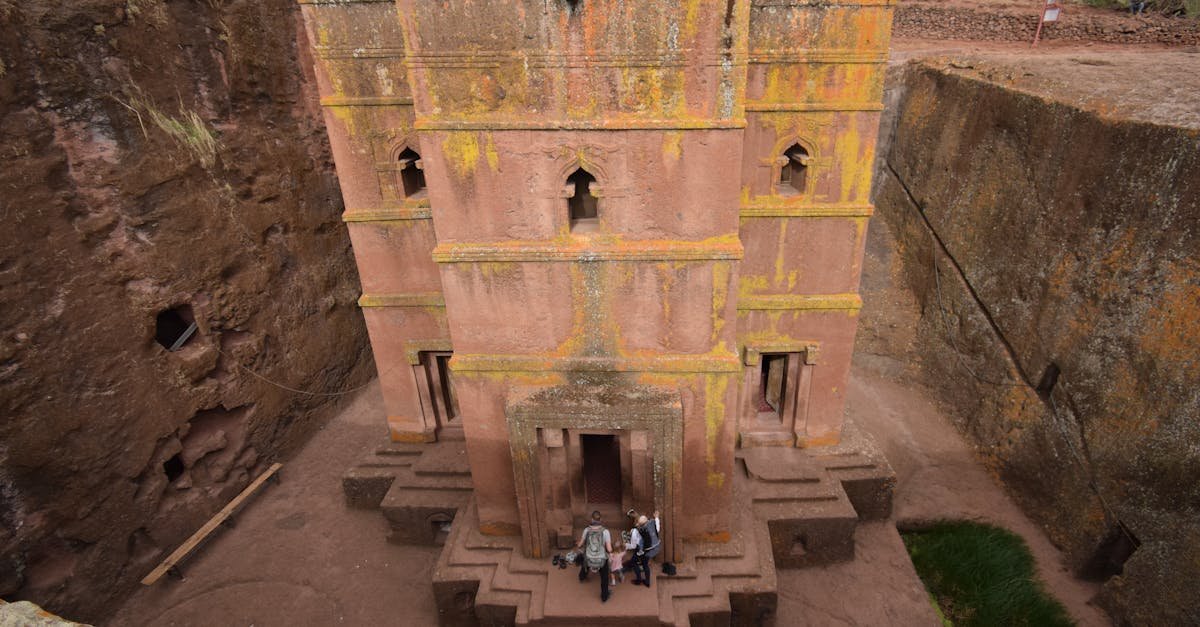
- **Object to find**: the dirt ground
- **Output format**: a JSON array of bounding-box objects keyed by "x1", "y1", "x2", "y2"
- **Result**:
[
  {"x1": 108, "y1": 383, "x2": 441, "y2": 627},
  {"x1": 108, "y1": 361, "x2": 1111, "y2": 626}
]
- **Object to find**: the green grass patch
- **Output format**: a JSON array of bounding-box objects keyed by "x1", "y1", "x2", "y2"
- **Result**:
[{"x1": 902, "y1": 522, "x2": 1074, "y2": 627}]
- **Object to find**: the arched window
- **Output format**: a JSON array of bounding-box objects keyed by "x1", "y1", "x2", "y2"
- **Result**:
[
  {"x1": 397, "y1": 147, "x2": 426, "y2": 198},
  {"x1": 778, "y1": 144, "x2": 809, "y2": 196},
  {"x1": 567, "y1": 167, "x2": 598, "y2": 232}
]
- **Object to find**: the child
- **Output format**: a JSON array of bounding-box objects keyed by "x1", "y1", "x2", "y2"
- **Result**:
[{"x1": 609, "y1": 535, "x2": 629, "y2": 587}]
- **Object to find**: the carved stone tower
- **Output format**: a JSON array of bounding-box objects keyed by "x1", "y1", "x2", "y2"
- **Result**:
[{"x1": 300, "y1": 1, "x2": 894, "y2": 623}]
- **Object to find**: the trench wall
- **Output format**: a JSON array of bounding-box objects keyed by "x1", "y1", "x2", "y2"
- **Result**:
[
  {"x1": 0, "y1": 1, "x2": 371, "y2": 620},
  {"x1": 871, "y1": 62, "x2": 1199, "y2": 625}
]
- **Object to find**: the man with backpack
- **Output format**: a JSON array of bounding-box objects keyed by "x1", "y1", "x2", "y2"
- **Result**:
[{"x1": 576, "y1": 510, "x2": 614, "y2": 602}]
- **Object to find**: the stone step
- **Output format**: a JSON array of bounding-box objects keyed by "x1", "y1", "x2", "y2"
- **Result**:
[
  {"x1": 381, "y1": 466, "x2": 473, "y2": 495},
  {"x1": 418, "y1": 416, "x2": 895, "y2": 626},
  {"x1": 380, "y1": 477, "x2": 471, "y2": 545},
  {"x1": 740, "y1": 447, "x2": 825, "y2": 482},
  {"x1": 378, "y1": 469, "x2": 474, "y2": 546},
  {"x1": 373, "y1": 442, "x2": 428, "y2": 456},
  {"x1": 411, "y1": 443, "x2": 472, "y2": 477},
  {"x1": 737, "y1": 430, "x2": 794, "y2": 448},
  {"x1": 656, "y1": 473, "x2": 777, "y2": 626},
  {"x1": 828, "y1": 465, "x2": 896, "y2": 521},
  {"x1": 747, "y1": 477, "x2": 843, "y2": 503},
  {"x1": 342, "y1": 441, "x2": 466, "y2": 509},
  {"x1": 342, "y1": 466, "x2": 400, "y2": 509},
  {"x1": 670, "y1": 585, "x2": 733, "y2": 627},
  {"x1": 753, "y1": 495, "x2": 858, "y2": 569}
]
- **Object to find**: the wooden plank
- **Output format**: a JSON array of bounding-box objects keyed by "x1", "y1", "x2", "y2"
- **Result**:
[{"x1": 141, "y1": 462, "x2": 283, "y2": 585}]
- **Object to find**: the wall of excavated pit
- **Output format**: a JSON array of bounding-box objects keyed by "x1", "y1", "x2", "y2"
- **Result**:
[
  {"x1": 870, "y1": 62, "x2": 1199, "y2": 625},
  {"x1": 0, "y1": 1, "x2": 371, "y2": 621}
]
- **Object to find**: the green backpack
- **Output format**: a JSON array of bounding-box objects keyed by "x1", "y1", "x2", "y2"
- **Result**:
[{"x1": 583, "y1": 526, "x2": 607, "y2": 571}]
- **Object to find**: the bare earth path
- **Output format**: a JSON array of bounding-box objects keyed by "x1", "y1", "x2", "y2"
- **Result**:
[
  {"x1": 109, "y1": 364, "x2": 1111, "y2": 626},
  {"x1": 109, "y1": 382, "x2": 441, "y2": 627}
]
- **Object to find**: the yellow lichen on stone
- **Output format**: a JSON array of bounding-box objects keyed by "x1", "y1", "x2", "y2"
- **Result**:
[
  {"x1": 662, "y1": 131, "x2": 683, "y2": 162},
  {"x1": 484, "y1": 132, "x2": 500, "y2": 171},
  {"x1": 711, "y1": 263, "x2": 730, "y2": 343},
  {"x1": 442, "y1": 131, "x2": 481, "y2": 177},
  {"x1": 704, "y1": 374, "x2": 729, "y2": 467},
  {"x1": 739, "y1": 274, "x2": 769, "y2": 299}
]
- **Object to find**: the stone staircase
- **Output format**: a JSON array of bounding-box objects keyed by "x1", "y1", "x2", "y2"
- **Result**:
[
  {"x1": 342, "y1": 420, "x2": 893, "y2": 626},
  {"x1": 343, "y1": 441, "x2": 473, "y2": 545},
  {"x1": 654, "y1": 471, "x2": 777, "y2": 627}
]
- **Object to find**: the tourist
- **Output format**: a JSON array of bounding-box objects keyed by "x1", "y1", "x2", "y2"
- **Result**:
[
  {"x1": 576, "y1": 510, "x2": 613, "y2": 602},
  {"x1": 628, "y1": 513, "x2": 661, "y2": 588},
  {"x1": 609, "y1": 535, "x2": 629, "y2": 589}
]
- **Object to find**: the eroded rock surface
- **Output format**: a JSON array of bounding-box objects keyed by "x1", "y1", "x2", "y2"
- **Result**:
[
  {"x1": 869, "y1": 58, "x2": 1199, "y2": 625},
  {"x1": 0, "y1": 1, "x2": 371, "y2": 620}
]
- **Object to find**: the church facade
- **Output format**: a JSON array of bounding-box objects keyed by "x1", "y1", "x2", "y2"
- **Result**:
[{"x1": 300, "y1": 0, "x2": 892, "y2": 567}]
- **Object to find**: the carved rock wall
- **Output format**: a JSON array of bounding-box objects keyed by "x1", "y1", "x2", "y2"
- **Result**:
[
  {"x1": 0, "y1": 1, "x2": 370, "y2": 620},
  {"x1": 870, "y1": 61, "x2": 1199, "y2": 625}
]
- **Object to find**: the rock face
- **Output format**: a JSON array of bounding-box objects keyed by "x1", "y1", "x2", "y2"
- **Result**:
[
  {"x1": 872, "y1": 61, "x2": 1199, "y2": 625},
  {"x1": 0, "y1": 0, "x2": 371, "y2": 621},
  {"x1": 893, "y1": 4, "x2": 1200, "y2": 45}
]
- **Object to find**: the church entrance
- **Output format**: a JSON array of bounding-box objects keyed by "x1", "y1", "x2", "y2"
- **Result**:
[
  {"x1": 581, "y1": 434, "x2": 622, "y2": 507},
  {"x1": 507, "y1": 384, "x2": 682, "y2": 560}
]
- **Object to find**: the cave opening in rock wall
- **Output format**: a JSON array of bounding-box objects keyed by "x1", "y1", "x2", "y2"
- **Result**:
[
  {"x1": 155, "y1": 305, "x2": 198, "y2": 352},
  {"x1": 161, "y1": 454, "x2": 185, "y2": 483}
]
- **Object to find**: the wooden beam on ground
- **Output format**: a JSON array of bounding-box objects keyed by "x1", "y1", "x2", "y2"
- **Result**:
[{"x1": 141, "y1": 462, "x2": 283, "y2": 585}]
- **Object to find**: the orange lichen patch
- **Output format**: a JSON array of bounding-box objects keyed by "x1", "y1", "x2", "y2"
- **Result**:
[
  {"x1": 389, "y1": 428, "x2": 437, "y2": 444},
  {"x1": 1082, "y1": 369, "x2": 1162, "y2": 462},
  {"x1": 1137, "y1": 263, "x2": 1200, "y2": 381},
  {"x1": 479, "y1": 521, "x2": 523, "y2": 537}
]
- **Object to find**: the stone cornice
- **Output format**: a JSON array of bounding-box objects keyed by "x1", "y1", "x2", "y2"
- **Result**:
[
  {"x1": 739, "y1": 203, "x2": 874, "y2": 218},
  {"x1": 357, "y1": 293, "x2": 446, "y2": 308},
  {"x1": 404, "y1": 339, "x2": 454, "y2": 365},
  {"x1": 744, "y1": 102, "x2": 884, "y2": 112},
  {"x1": 413, "y1": 118, "x2": 747, "y2": 131},
  {"x1": 432, "y1": 237, "x2": 744, "y2": 263},
  {"x1": 451, "y1": 352, "x2": 742, "y2": 374},
  {"x1": 342, "y1": 204, "x2": 432, "y2": 222},
  {"x1": 737, "y1": 293, "x2": 862, "y2": 311},
  {"x1": 747, "y1": 49, "x2": 889, "y2": 64},
  {"x1": 320, "y1": 95, "x2": 414, "y2": 107}
]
